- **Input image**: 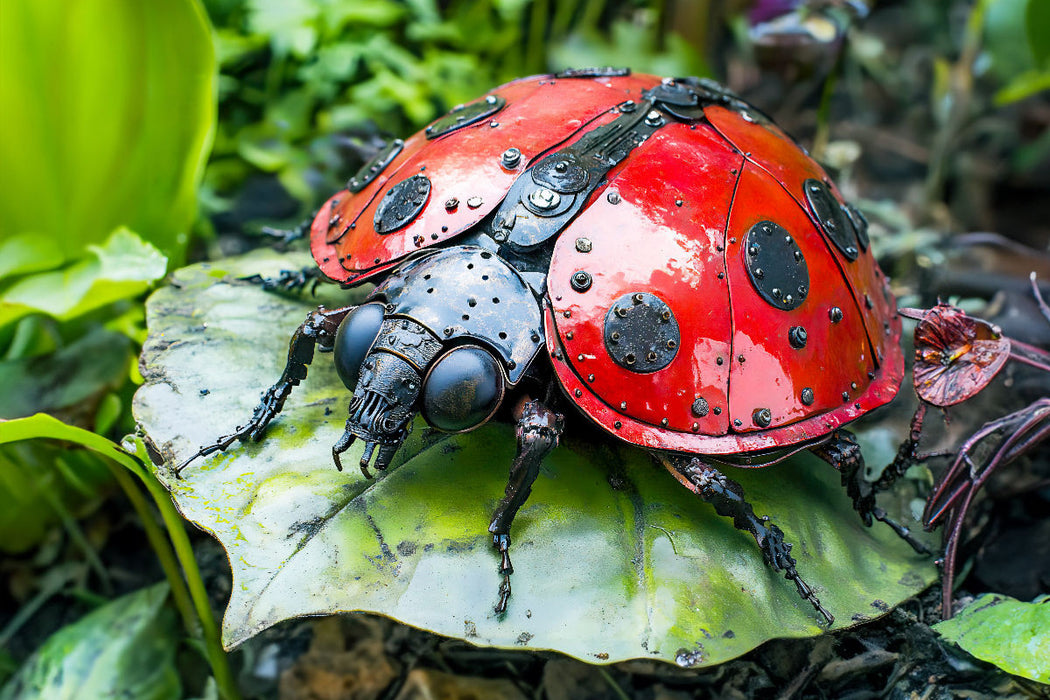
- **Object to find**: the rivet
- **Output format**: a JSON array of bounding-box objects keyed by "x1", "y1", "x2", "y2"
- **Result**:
[
  {"x1": 614, "y1": 421, "x2": 622, "y2": 429},
  {"x1": 716, "y1": 356, "x2": 724, "y2": 365},
  {"x1": 444, "y1": 327, "x2": 453, "y2": 336},
  {"x1": 645, "y1": 110, "x2": 663, "y2": 126},
  {"x1": 571, "y1": 270, "x2": 593, "y2": 292},
  {"x1": 868, "y1": 371, "x2": 876, "y2": 379},
  {"x1": 737, "y1": 355, "x2": 745, "y2": 363},
  {"x1": 578, "y1": 354, "x2": 585, "y2": 361},
  {"x1": 800, "y1": 388, "x2": 814, "y2": 406},
  {"x1": 576, "y1": 237, "x2": 593, "y2": 253},
  {"x1": 675, "y1": 199, "x2": 683, "y2": 207},
  {"x1": 574, "y1": 389, "x2": 582, "y2": 397},
  {"x1": 850, "y1": 382, "x2": 858, "y2": 390},
  {"x1": 717, "y1": 271, "x2": 725, "y2": 280},
  {"x1": 607, "y1": 191, "x2": 621, "y2": 205},
  {"x1": 713, "y1": 407, "x2": 722, "y2": 415},
  {"x1": 587, "y1": 374, "x2": 595, "y2": 382},
  {"x1": 788, "y1": 326, "x2": 808, "y2": 349},
  {"x1": 864, "y1": 294, "x2": 873, "y2": 310},
  {"x1": 445, "y1": 197, "x2": 459, "y2": 210},
  {"x1": 854, "y1": 402, "x2": 862, "y2": 410},
  {"x1": 646, "y1": 351, "x2": 657, "y2": 362},
  {"x1": 467, "y1": 196, "x2": 483, "y2": 208},
  {"x1": 489, "y1": 120, "x2": 499, "y2": 128},
  {"x1": 624, "y1": 353, "x2": 636, "y2": 365},
  {"x1": 754, "y1": 267, "x2": 764, "y2": 279},
  {"x1": 829, "y1": 307, "x2": 844, "y2": 323},
  {"x1": 729, "y1": 237, "x2": 737, "y2": 244},
  {"x1": 610, "y1": 331, "x2": 620, "y2": 342},
  {"x1": 566, "y1": 331, "x2": 574, "y2": 340},
  {"x1": 734, "y1": 419, "x2": 743, "y2": 427},
  {"x1": 660, "y1": 417, "x2": 669, "y2": 427},
  {"x1": 615, "y1": 307, "x2": 628, "y2": 318},
  {"x1": 841, "y1": 391, "x2": 849, "y2": 401},
  {"x1": 666, "y1": 339, "x2": 677, "y2": 349},
  {"x1": 691, "y1": 398, "x2": 709, "y2": 417},
  {"x1": 632, "y1": 293, "x2": 644, "y2": 303},
  {"x1": 752, "y1": 407, "x2": 772, "y2": 428},
  {"x1": 692, "y1": 423, "x2": 700, "y2": 432},
  {"x1": 563, "y1": 310, "x2": 571, "y2": 318},
  {"x1": 620, "y1": 401, "x2": 627, "y2": 410},
  {"x1": 529, "y1": 187, "x2": 560, "y2": 210},
  {"x1": 441, "y1": 225, "x2": 448, "y2": 232}
]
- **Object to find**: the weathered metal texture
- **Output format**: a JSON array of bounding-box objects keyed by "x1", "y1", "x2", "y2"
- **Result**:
[
  {"x1": 703, "y1": 104, "x2": 899, "y2": 370},
  {"x1": 547, "y1": 122, "x2": 740, "y2": 441},
  {"x1": 723, "y1": 164, "x2": 896, "y2": 435},
  {"x1": 348, "y1": 139, "x2": 404, "y2": 193},
  {"x1": 311, "y1": 73, "x2": 661, "y2": 285},
  {"x1": 370, "y1": 246, "x2": 543, "y2": 384}
]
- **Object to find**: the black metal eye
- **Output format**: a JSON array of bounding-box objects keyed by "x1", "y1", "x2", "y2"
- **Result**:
[
  {"x1": 421, "y1": 346, "x2": 505, "y2": 432},
  {"x1": 333, "y1": 302, "x2": 385, "y2": 390}
]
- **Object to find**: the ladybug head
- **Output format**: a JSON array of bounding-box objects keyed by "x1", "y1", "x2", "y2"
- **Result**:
[{"x1": 331, "y1": 246, "x2": 542, "y2": 474}]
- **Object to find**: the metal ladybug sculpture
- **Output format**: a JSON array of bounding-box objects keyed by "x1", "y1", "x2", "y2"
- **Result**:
[{"x1": 180, "y1": 68, "x2": 929, "y2": 624}]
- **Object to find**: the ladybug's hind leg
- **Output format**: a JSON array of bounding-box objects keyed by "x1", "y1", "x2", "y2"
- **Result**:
[
  {"x1": 488, "y1": 398, "x2": 564, "y2": 614},
  {"x1": 662, "y1": 454, "x2": 834, "y2": 626},
  {"x1": 175, "y1": 304, "x2": 354, "y2": 476},
  {"x1": 812, "y1": 429, "x2": 930, "y2": 555}
]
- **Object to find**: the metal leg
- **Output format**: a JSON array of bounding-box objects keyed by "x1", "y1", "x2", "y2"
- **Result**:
[
  {"x1": 488, "y1": 399, "x2": 564, "y2": 614},
  {"x1": 812, "y1": 429, "x2": 930, "y2": 555},
  {"x1": 175, "y1": 305, "x2": 354, "y2": 476},
  {"x1": 240, "y1": 266, "x2": 325, "y2": 294},
  {"x1": 663, "y1": 454, "x2": 834, "y2": 625}
]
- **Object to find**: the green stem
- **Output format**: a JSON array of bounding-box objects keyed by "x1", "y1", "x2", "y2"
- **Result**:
[
  {"x1": 140, "y1": 470, "x2": 240, "y2": 700},
  {"x1": 104, "y1": 461, "x2": 197, "y2": 635}
]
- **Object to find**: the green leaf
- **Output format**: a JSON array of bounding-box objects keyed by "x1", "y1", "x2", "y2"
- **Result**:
[
  {"x1": 1, "y1": 228, "x2": 168, "y2": 322},
  {"x1": 132, "y1": 252, "x2": 936, "y2": 665},
  {"x1": 0, "y1": 235, "x2": 63, "y2": 280},
  {"x1": 0, "y1": 328, "x2": 131, "y2": 420},
  {"x1": 0, "y1": 443, "x2": 111, "y2": 555},
  {"x1": 0, "y1": 0, "x2": 216, "y2": 263},
  {"x1": 934, "y1": 594, "x2": 1050, "y2": 683},
  {"x1": 1026, "y1": 0, "x2": 1050, "y2": 67},
  {"x1": 0, "y1": 583, "x2": 180, "y2": 700}
]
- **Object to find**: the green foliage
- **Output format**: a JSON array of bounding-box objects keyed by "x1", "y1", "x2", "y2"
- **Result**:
[
  {"x1": 133, "y1": 251, "x2": 937, "y2": 664},
  {"x1": 0, "y1": 0, "x2": 216, "y2": 264},
  {"x1": 934, "y1": 594, "x2": 1050, "y2": 683},
  {"x1": 0, "y1": 584, "x2": 180, "y2": 700},
  {"x1": 982, "y1": 0, "x2": 1050, "y2": 104}
]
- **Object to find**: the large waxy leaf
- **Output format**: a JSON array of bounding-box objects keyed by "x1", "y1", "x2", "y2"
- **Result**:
[
  {"x1": 133, "y1": 251, "x2": 936, "y2": 666},
  {"x1": 0, "y1": 583, "x2": 180, "y2": 700},
  {"x1": 0, "y1": 0, "x2": 215, "y2": 264},
  {"x1": 934, "y1": 594, "x2": 1050, "y2": 683}
]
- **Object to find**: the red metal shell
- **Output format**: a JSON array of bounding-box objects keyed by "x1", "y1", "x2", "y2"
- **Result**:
[
  {"x1": 310, "y1": 73, "x2": 661, "y2": 285},
  {"x1": 545, "y1": 90, "x2": 903, "y2": 457}
]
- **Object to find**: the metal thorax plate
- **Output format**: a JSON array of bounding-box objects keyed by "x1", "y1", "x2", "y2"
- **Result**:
[
  {"x1": 744, "y1": 221, "x2": 809, "y2": 311},
  {"x1": 490, "y1": 101, "x2": 667, "y2": 250},
  {"x1": 374, "y1": 174, "x2": 431, "y2": 234},
  {"x1": 370, "y1": 246, "x2": 544, "y2": 384},
  {"x1": 804, "y1": 179, "x2": 859, "y2": 261},
  {"x1": 554, "y1": 67, "x2": 631, "y2": 78},
  {"x1": 425, "y1": 94, "x2": 506, "y2": 140},
  {"x1": 347, "y1": 139, "x2": 404, "y2": 193}
]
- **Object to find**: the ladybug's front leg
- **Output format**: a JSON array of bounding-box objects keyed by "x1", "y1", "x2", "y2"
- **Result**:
[
  {"x1": 488, "y1": 398, "x2": 564, "y2": 614},
  {"x1": 662, "y1": 455, "x2": 834, "y2": 625},
  {"x1": 812, "y1": 429, "x2": 930, "y2": 555},
  {"x1": 175, "y1": 304, "x2": 354, "y2": 476}
]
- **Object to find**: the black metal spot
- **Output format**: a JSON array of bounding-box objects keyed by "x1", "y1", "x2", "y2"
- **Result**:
[
  {"x1": 788, "y1": 326, "x2": 808, "y2": 349},
  {"x1": 800, "y1": 388, "x2": 814, "y2": 406},
  {"x1": 716, "y1": 356, "x2": 724, "y2": 365},
  {"x1": 691, "y1": 398, "x2": 709, "y2": 417},
  {"x1": 752, "y1": 408, "x2": 772, "y2": 428},
  {"x1": 841, "y1": 391, "x2": 850, "y2": 401},
  {"x1": 829, "y1": 307, "x2": 844, "y2": 323},
  {"x1": 374, "y1": 175, "x2": 431, "y2": 234},
  {"x1": 348, "y1": 139, "x2": 403, "y2": 192},
  {"x1": 570, "y1": 271, "x2": 592, "y2": 292},
  {"x1": 426, "y1": 94, "x2": 506, "y2": 139},
  {"x1": 745, "y1": 221, "x2": 808, "y2": 311},
  {"x1": 804, "y1": 179, "x2": 860, "y2": 261},
  {"x1": 603, "y1": 292, "x2": 679, "y2": 374},
  {"x1": 734, "y1": 419, "x2": 743, "y2": 427},
  {"x1": 713, "y1": 407, "x2": 722, "y2": 415},
  {"x1": 614, "y1": 421, "x2": 622, "y2": 429},
  {"x1": 533, "y1": 153, "x2": 589, "y2": 194}
]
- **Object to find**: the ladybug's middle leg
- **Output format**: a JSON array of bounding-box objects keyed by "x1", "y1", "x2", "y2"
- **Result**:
[
  {"x1": 663, "y1": 454, "x2": 834, "y2": 625},
  {"x1": 812, "y1": 429, "x2": 930, "y2": 555},
  {"x1": 176, "y1": 304, "x2": 354, "y2": 476},
  {"x1": 488, "y1": 398, "x2": 564, "y2": 614}
]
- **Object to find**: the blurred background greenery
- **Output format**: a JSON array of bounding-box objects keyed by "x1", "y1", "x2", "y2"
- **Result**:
[{"x1": 1, "y1": 0, "x2": 1047, "y2": 697}]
